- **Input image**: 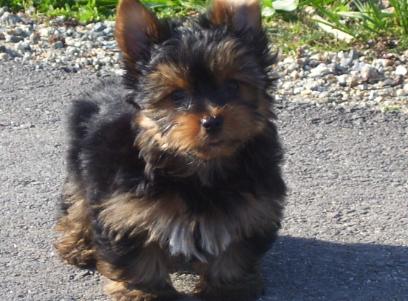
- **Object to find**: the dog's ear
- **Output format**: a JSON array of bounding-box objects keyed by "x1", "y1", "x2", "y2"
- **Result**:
[
  {"x1": 115, "y1": 0, "x2": 160, "y2": 61},
  {"x1": 210, "y1": 0, "x2": 262, "y2": 31}
]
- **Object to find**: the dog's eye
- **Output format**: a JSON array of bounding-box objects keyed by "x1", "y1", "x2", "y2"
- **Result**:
[
  {"x1": 169, "y1": 90, "x2": 188, "y2": 105},
  {"x1": 224, "y1": 80, "x2": 240, "y2": 98}
]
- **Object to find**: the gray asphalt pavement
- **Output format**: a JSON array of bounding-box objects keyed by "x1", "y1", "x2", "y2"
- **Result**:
[{"x1": 1, "y1": 61, "x2": 407, "y2": 301}]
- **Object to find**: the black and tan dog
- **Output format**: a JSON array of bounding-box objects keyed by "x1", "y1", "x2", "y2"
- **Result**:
[{"x1": 55, "y1": 0, "x2": 286, "y2": 300}]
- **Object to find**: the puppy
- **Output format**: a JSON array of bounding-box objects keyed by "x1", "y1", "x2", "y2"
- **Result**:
[{"x1": 55, "y1": 0, "x2": 286, "y2": 300}]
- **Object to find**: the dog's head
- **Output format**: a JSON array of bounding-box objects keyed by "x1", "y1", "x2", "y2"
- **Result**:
[{"x1": 116, "y1": 0, "x2": 275, "y2": 161}]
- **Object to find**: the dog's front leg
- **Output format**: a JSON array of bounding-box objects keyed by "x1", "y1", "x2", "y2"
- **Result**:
[
  {"x1": 97, "y1": 243, "x2": 179, "y2": 301},
  {"x1": 194, "y1": 232, "x2": 277, "y2": 301}
]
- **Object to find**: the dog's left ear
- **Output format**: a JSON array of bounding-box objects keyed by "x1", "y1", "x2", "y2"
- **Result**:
[
  {"x1": 209, "y1": 0, "x2": 262, "y2": 31},
  {"x1": 115, "y1": 0, "x2": 160, "y2": 61}
]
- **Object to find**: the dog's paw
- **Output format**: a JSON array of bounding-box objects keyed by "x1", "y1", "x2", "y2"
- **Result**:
[
  {"x1": 193, "y1": 278, "x2": 264, "y2": 301},
  {"x1": 105, "y1": 280, "x2": 180, "y2": 301}
]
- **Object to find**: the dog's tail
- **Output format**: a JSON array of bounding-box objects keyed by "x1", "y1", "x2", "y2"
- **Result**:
[
  {"x1": 68, "y1": 99, "x2": 99, "y2": 141},
  {"x1": 65, "y1": 98, "x2": 99, "y2": 184}
]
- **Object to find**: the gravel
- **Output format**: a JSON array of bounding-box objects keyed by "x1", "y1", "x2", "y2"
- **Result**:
[
  {"x1": 274, "y1": 49, "x2": 408, "y2": 113},
  {"x1": 0, "y1": 9, "x2": 122, "y2": 75},
  {"x1": 1, "y1": 8, "x2": 408, "y2": 113}
]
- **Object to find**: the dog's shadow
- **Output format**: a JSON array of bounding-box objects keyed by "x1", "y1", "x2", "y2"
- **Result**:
[
  {"x1": 258, "y1": 236, "x2": 408, "y2": 300},
  {"x1": 180, "y1": 235, "x2": 407, "y2": 300}
]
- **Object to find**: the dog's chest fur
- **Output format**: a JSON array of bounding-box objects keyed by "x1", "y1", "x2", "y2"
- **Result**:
[
  {"x1": 99, "y1": 188, "x2": 279, "y2": 262},
  {"x1": 160, "y1": 210, "x2": 233, "y2": 262}
]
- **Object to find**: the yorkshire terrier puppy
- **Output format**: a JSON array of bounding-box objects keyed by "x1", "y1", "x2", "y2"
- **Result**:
[{"x1": 55, "y1": 0, "x2": 286, "y2": 300}]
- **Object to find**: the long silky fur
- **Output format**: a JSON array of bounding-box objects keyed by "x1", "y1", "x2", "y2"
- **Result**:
[{"x1": 56, "y1": 4, "x2": 286, "y2": 301}]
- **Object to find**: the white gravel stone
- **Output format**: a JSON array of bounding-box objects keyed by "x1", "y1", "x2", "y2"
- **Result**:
[
  {"x1": 348, "y1": 75, "x2": 360, "y2": 88},
  {"x1": 293, "y1": 87, "x2": 303, "y2": 94},
  {"x1": 38, "y1": 27, "x2": 52, "y2": 38},
  {"x1": 338, "y1": 50, "x2": 357, "y2": 68},
  {"x1": 0, "y1": 52, "x2": 9, "y2": 60},
  {"x1": 16, "y1": 41, "x2": 31, "y2": 52},
  {"x1": 360, "y1": 65, "x2": 381, "y2": 83},
  {"x1": 0, "y1": 7, "x2": 7, "y2": 16},
  {"x1": 373, "y1": 59, "x2": 394, "y2": 68},
  {"x1": 337, "y1": 74, "x2": 348, "y2": 86},
  {"x1": 0, "y1": 11, "x2": 21, "y2": 25},
  {"x1": 5, "y1": 34, "x2": 22, "y2": 43},
  {"x1": 66, "y1": 46, "x2": 79, "y2": 56},
  {"x1": 396, "y1": 89, "x2": 406, "y2": 97},
  {"x1": 281, "y1": 81, "x2": 293, "y2": 92},
  {"x1": 310, "y1": 63, "x2": 331, "y2": 77},
  {"x1": 395, "y1": 65, "x2": 407, "y2": 76},
  {"x1": 93, "y1": 22, "x2": 106, "y2": 32},
  {"x1": 300, "y1": 89, "x2": 311, "y2": 96},
  {"x1": 375, "y1": 96, "x2": 384, "y2": 102},
  {"x1": 318, "y1": 91, "x2": 329, "y2": 99},
  {"x1": 368, "y1": 91, "x2": 377, "y2": 101},
  {"x1": 403, "y1": 84, "x2": 408, "y2": 94},
  {"x1": 282, "y1": 57, "x2": 296, "y2": 64}
]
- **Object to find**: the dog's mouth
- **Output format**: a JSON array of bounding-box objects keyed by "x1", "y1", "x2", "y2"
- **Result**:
[
  {"x1": 206, "y1": 139, "x2": 224, "y2": 147},
  {"x1": 193, "y1": 137, "x2": 243, "y2": 160}
]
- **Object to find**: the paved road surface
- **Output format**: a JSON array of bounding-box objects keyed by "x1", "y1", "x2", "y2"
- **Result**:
[{"x1": 1, "y1": 61, "x2": 407, "y2": 300}]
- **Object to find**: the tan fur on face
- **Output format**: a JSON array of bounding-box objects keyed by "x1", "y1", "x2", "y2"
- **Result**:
[
  {"x1": 149, "y1": 64, "x2": 190, "y2": 91},
  {"x1": 135, "y1": 113, "x2": 167, "y2": 149},
  {"x1": 167, "y1": 113, "x2": 203, "y2": 153},
  {"x1": 136, "y1": 99, "x2": 270, "y2": 161},
  {"x1": 222, "y1": 104, "x2": 264, "y2": 141}
]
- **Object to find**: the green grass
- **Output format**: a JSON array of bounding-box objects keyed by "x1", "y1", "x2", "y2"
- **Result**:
[
  {"x1": 0, "y1": 0, "x2": 407, "y2": 52},
  {"x1": 300, "y1": 0, "x2": 408, "y2": 44},
  {"x1": 266, "y1": 16, "x2": 352, "y2": 54},
  {"x1": 0, "y1": 0, "x2": 208, "y2": 22}
]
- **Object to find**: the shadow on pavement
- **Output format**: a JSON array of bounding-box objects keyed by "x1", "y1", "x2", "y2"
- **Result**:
[{"x1": 261, "y1": 236, "x2": 408, "y2": 300}]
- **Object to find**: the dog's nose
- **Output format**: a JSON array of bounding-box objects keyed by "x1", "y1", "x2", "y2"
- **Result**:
[{"x1": 201, "y1": 116, "x2": 223, "y2": 134}]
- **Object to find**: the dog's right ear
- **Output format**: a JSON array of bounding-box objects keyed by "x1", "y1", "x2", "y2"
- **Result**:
[
  {"x1": 115, "y1": 0, "x2": 160, "y2": 61},
  {"x1": 210, "y1": 0, "x2": 262, "y2": 31}
]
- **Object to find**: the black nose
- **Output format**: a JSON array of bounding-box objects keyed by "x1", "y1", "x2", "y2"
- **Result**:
[{"x1": 201, "y1": 116, "x2": 223, "y2": 134}]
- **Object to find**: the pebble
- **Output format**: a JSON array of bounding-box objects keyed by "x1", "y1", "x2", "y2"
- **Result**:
[
  {"x1": 5, "y1": 34, "x2": 22, "y2": 43},
  {"x1": 38, "y1": 27, "x2": 51, "y2": 38},
  {"x1": 310, "y1": 63, "x2": 331, "y2": 77},
  {"x1": 337, "y1": 74, "x2": 348, "y2": 87},
  {"x1": 403, "y1": 84, "x2": 408, "y2": 94},
  {"x1": 93, "y1": 22, "x2": 106, "y2": 32},
  {"x1": 16, "y1": 41, "x2": 31, "y2": 52},
  {"x1": 53, "y1": 41, "x2": 64, "y2": 49},
  {"x1": 374, "y1": 58, "x2": 393, "y2": 68},
  {"x1": 396, "y1": 89, "x2": 406, "y2": 97},
  {"x1": 0, "y1": 11, "x2": 22, "y2": 25},
  {"x1": 395, "y1": 65, "x2": 407, "y2": 76},
  {"x1": 368, "y1": 91, "x2": 377, "y2": 101},
  {"x1": 0, "y1": 52, "x2": 8, "y2": 60},
  {"x1": 348, "y1": 75, "x2": 360, "y2": 88},
  {"x1": 360, "y1": 65, "x2": 381, "y2": 83},
  {"x1": 29, "y1": 32, "x2": 40, "y2": 44},
  {"x1": 0, "y1": 8, "x2": 407, "y2": 113}
]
